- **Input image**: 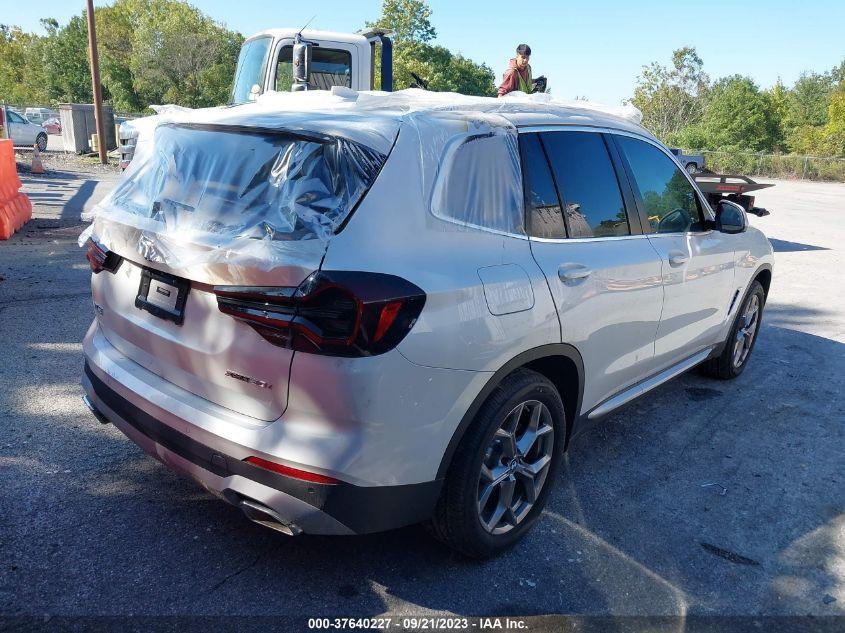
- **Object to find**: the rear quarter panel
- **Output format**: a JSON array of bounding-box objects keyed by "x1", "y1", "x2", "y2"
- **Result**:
[{"x1": 321, "y1": 125, "x2": 561, "y2": 373}]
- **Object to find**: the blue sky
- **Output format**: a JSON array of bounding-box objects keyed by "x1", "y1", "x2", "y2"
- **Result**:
[{"x1": 5, "y1": 0, "x2": 844, "y2": 104}]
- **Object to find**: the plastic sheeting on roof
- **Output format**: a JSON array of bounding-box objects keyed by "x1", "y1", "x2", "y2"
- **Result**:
[{"x1": 81, "y1": 88, "x2": 643, "y2": 273}]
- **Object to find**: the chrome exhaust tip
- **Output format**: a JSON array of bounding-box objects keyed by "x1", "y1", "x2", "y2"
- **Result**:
[
  {"x1": 83, "y1": 395, "x2": 110, "y2": 425},
  {"x1": 239, "y1": 498, "x2": 302, "y2": 536}
]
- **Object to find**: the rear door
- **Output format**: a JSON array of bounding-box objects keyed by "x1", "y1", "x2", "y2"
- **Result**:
[
  {"x1": 520, "y1": 130, "x2": 664, "y2": 413},
  {"x1": 612, "y1": 134, "x2": 736, "y2": 369}
]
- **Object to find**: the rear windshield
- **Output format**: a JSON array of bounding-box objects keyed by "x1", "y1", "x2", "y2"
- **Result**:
[{"x1": 108, "y1": 124, "x2": 386, "y2": 244}]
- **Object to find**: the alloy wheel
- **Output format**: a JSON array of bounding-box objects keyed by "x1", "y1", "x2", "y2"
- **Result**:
[
  {"x1": 733, "y1": 294, "x2": 760, "y2": 368},
  {"x1": 477, "y1": 400, "x2": 555, "y2": 535}
]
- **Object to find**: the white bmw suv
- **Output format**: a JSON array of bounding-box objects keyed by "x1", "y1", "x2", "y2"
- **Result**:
[{"x1": 81, "y1": 93, "x2": 773, "y2": 557}]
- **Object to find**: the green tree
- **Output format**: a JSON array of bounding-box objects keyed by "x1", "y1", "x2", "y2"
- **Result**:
[
  {"x1": 678, "y1": 76, "x2": 780, "y2": 152},
  {"x1": 41, "y1": 15, "x2": 93, "y2": 104},
  {"x1": 0, "y1": 24, "x2": 51, "y2": 104},
  {"x1": 367, "y1": 0, "x2": 436, "y2": 45},
  {"x1": 366, "y1": 0, "x2": 494, "y2": 96},
  {"x1": 786, "y1": 72, "x2": 835, "y2": 129},
  {"x1": 629, "y1": 47, "x2": 710, "y2": 141},
  {"x1": 126, "y1": 0, "x2": 242, "y2": 108},
  {"x1": 763, "y1": 79, "x2": 789, "y2": 151}
]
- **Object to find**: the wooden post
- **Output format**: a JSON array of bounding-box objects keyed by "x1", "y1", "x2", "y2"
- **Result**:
[{"x1": 86, "y1": 0, "x2": 107, "y2": 165}]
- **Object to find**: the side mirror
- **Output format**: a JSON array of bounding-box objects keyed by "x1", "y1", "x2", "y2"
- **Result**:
[
  {"x1": 292, "y1": 35, "x2": 312, "y2": 91},
  {"x1": 248, "y1": 84, "x2": 261, "y2": 101},
  {"x1": 716, "y1": 200, "x2": 747, "y2": 234}
]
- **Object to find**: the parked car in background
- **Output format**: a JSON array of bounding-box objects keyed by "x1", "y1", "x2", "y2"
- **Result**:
[
  {"x1": 42, "y1": 117, "x2": 62, "y2": 135},
  {"x1": 25, "y1": 107, "x2": 59, "y2": 126},
  {"x1": 1, "y1": 108, "x2": 48, "y2": 151},
  {"x1": 670, "y1": 148, "x2": 705, "y2": 173}
]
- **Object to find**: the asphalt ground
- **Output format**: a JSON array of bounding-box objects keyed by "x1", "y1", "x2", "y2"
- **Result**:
[{"x1": 0, "y1": 170, "x2": 843, "y2": 625}]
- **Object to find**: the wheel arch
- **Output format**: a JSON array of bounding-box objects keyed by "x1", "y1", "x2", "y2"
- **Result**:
[
  {"x1": 435, "y1": 344, "x2": 584, "y2": 480},
  {"x1": 754, "y1": 264, "x2": 772, "y2": 299}
]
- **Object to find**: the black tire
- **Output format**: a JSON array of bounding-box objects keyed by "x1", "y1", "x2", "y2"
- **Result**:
[
  {"x1": 699, "y1": 280, "x2": 765, "y2": 380},
  {"x1": 428, "y1": 368, "x2": 567, "y2": 558},
  {"x1": 36, "y1": 133, "x2": 48, "y2": 152}
]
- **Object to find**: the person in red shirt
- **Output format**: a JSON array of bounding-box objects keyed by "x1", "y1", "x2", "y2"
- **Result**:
[{"x1": 497, "y1": 44, "x2": 533, "y2": 97}]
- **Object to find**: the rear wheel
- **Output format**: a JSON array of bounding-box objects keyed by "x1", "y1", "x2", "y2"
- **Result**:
[
  {"x1": 699, "y1": 280, "x2": 765, "y2": 379},
  {"x1": 428, "y1": 369, "x2": 566, "y2": 558},
  {"x1": 36, "y1": 133, "x2": 48, "y2": 152}
]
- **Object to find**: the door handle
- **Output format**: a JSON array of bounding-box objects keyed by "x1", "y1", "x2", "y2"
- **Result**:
[
  {"x1": 668, "y1": 251, "x2": 689, "y2": 267},
  {"x1": 558, "y1": 263, "x2": 592, "y2": 281}
]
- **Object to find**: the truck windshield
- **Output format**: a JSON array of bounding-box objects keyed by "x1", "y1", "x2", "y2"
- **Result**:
[{"x1": 231, "y1": 37, "x2": 272, "y2": 104}]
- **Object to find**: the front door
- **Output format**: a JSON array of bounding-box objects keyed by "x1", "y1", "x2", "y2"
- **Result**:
[
  {"x1": 612, "y1": 134, "x2": 737, "y2": 369},
  {"x1": 519, "y1": 130, "x2": 664, "y2": 414}
]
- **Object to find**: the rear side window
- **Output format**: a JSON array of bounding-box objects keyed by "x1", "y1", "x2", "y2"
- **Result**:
[
  {"x1": 519, "y1": 133, "x2": 566, "y2": 239},
  {"x1": 616, "y1": 136, "x2": 704, "y2": 234},
  {"x1": 541, "y1": 132, "x2": 630, "y2": 238},
  {"x1": 431, "y1": 132, "x2": 524, "y2": 235},
  {"x1": 276, "y1": 46, "x2": 353, "y2": 91}
]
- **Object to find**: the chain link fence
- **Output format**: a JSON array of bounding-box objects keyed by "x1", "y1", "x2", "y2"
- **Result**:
[{"x1": 690, "y1": 150, "x2": 845, "y2": 182}]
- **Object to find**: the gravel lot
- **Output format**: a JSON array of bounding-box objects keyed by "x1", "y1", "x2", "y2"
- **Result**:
[{"x1": 0, "y1": 170, "x2": 843, "y2": 624}]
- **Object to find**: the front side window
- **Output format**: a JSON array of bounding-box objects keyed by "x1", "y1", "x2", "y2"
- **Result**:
[
  {"x1": 541, "y1": 131, "x2": 630, "y2": 238},
  {"x1": 617, "y1": 136, "x2": 705, "y2": 234},
  {"x1": 8, "y1": 111, "x2": 26, "y2": 124},
  {"x1": 276, "y1": 46, "x2": 352, "y2": 91},
  {"x1": 518, "y1": 133, "x2": 566, "y2": 239}
]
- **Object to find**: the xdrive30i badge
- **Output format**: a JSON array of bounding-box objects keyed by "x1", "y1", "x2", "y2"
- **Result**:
[{"x1": 225, "y1": 370, "x2": 272, "y2": 389}]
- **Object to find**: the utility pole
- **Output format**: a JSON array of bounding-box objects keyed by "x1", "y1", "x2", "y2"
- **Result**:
[{"x1": 85, "y1": 0, "x2": 107, "y2": 164}]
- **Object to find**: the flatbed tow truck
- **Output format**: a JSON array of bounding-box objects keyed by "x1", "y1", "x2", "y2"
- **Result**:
[{"x1": 693, "y1": 172, "x2": 773, "y2": 217}]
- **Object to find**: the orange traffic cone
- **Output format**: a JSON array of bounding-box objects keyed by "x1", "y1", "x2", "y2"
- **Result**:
[{"x1": 31, "y1": 144, "x2": 45, "y2": 174}]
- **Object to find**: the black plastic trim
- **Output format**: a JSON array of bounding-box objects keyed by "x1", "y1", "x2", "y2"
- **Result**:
[
  {"x1": 434, "y1": 343, "x2": 585, "y2": 480},
  {"x1": 84, "y1": 363, "x2": 441, "y2": 534},
  {"x1": 603, "y1": 133, "x2": 644, "y2": 235}
]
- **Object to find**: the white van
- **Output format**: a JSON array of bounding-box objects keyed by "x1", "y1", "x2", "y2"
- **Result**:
[{"x1": 24, "y1": 108, "x2": 58, "y2": 125}]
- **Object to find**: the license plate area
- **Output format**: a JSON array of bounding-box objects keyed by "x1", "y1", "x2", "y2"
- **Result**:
[{"x1": 135, "y1": 268, "x2": 189, "y2": 325}]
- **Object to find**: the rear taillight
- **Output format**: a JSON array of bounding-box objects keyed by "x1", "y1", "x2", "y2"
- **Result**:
[
  {"x1": 214, "y1": 271, "x2": 425, "y2": 357},
  {"x1": 85, "y1": 238, "x2": 122, "y2": 274}
]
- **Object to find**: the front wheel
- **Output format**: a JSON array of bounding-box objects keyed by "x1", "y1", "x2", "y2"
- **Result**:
[
  {"x1": 428, "y1": 369, "x2": 566, "y2": 558},
  {"x1": 699, "y1": 280, "x2": 765, "y2": 379},
  {"x1": 36, "y1": 133, "x2": 48, "y2": 152}
]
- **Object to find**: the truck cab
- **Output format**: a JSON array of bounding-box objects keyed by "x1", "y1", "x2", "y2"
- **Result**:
[
  {"x1": 230, "y1": 28, "x2": 393, "y2": 103},
  {"x1": 119, "y1": 28, "x2": 393, "y2": 169}
]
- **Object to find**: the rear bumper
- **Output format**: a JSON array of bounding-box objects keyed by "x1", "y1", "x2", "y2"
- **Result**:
[
  {"x1": 83, "y1": 363, "x2": 441, "y2": 534},
  {"x1": 82, "y1": 327, "x2": 446, "y2": 536}
]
